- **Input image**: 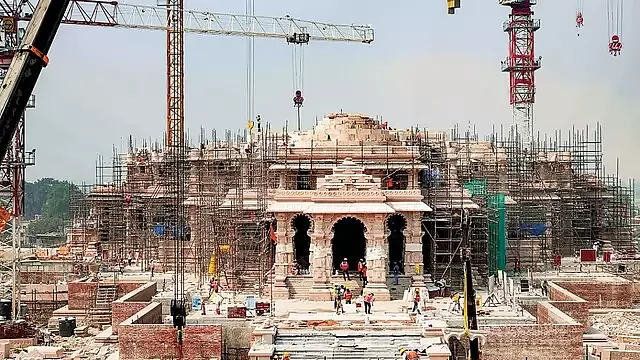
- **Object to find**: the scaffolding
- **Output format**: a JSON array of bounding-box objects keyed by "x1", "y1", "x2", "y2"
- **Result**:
[{"x1": 67, "y1": 116, "x2": 636, "y2": 290}]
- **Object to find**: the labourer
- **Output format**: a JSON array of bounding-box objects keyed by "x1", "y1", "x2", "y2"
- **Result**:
[
  {"x1": 340, "y1": 258, "x2": 350, "y2": 280},
  {"x1": 361, "y1": 262, "x2": 368, "y2": 286},
  {"x1": 412, "y1": 288, "x2": 422, "y2": 314},
  {"x1": 400, "y1": 348, "x2": 420, "y2": 359},
  {"x1": 282, "y1": 352, "x2": 290, "y2": 360},
  {"x1": 209, "y1": 277, "x2": 219, "y2": 296},
  {"x1": 335, "y1": 291, "x2": 344, "y2": 315},
  {"x1": 344, "y1": 288, "x2": 353, "y2": 304},
  {"x1": 363, "y1": 292, "x2": 375, "y2": 314},
  {"x1": 541, "y1": 279, "x2": 549, "y2": 297},
  {"x1": 393, "y1": 262, "x2": 401, "y2": 285},
  {"x1": 357, "y1": 259, "x2": 365, "y2": 281}
]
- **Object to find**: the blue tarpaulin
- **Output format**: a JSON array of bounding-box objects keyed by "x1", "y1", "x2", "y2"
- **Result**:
[{"x1": 520, "y1": 223, "x2": 548, "y2": 236}]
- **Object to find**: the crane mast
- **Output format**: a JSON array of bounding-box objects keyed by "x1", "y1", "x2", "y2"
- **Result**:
[{"x1": 500, "y1": 0, "x2": 541, "y2": 152}]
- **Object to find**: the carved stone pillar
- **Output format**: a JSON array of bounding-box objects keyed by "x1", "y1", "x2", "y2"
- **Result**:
[
  {"x1": 272, "y1": 213, "x2": 291, "y2": 299},
  {"x1": 309, "y1": 215, "x2": 332, "y2": 300},
  {"x1": 363, "y1": 214, "x2": 391, "y2": 300},
  {"x1": 405, "y1": 212, "x2": 425, "y2": 289}
]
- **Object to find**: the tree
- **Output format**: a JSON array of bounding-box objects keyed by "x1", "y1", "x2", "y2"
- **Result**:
[
  {"x1": 24, "y1": 178, "x2": 82, "y2": 220},
  {"x1": 27, "y1": 216, "x2": 64, "y2": 235}
]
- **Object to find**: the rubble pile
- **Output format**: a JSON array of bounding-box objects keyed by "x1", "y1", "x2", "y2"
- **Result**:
[{"x1": 591, "y1": 312, "x2": 640, "y2": 338}]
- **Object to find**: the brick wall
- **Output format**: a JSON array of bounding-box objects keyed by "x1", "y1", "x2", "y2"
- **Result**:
[
  {"x1": 481, "y1": 324, "x2": 583, "y2": 360},
  {"x1": 118, "y1": 302, "x2": 223, "y2": 360},
  {"x1": 603, "y1": 349, "x2": 640, "y2": 360},
  {"x1": 111, "y1": 282, "x2": 157, "y2": 334},
  {"x1": 67, "y1": 280, "x2": 147, "y2": 310},
  {"x1": 548, "y1": 282, "x2": 590, "y2": 332},
  {"x1": 481, "y1": 302, "x2": 583, "y2": 360},
  {"x1": 555, "y1": 279, "x2": 632, "y2": 309}
]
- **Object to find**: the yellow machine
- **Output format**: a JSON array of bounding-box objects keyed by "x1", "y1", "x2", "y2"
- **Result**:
[{"x1": 447, "y1": 0, "x2": 462, "y2": 14}]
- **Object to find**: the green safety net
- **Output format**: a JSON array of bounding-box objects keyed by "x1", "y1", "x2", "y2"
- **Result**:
[
  {"x1": 463, "y1": 179, "x2": 487, "y2": 196},
  {"x1": 488, "y1": 193, "x2": 507, "y2": 274}
]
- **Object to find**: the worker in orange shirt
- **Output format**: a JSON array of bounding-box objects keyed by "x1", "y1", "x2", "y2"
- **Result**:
[
  {"x1": 344, "y1": 288, "x2": 353, "y2": 304},
  {"x1": 340, "y1": 258, "x2": 350, "y2": 280},
  {"x1": 282, "y1": 352, "x2": 290, "y2": 360},
  {"x1": 400, "y1": 348, "x2": 420, "y2": 359}
]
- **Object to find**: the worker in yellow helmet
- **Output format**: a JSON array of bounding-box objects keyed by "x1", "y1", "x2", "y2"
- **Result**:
[
  {"x1": 282, "y1": 352, "x2": 290, "y2": 360},
  {"x1": 400, "y1": 348, "x2": 421, "y2": 359}
]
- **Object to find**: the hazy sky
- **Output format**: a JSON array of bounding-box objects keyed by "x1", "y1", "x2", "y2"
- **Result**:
[{"x1": 25, "y1": 0, "x2": 638, "y2": 183}]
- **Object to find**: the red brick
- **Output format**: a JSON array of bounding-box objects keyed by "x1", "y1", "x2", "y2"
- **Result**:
[
  {"x1": 547, "y1": 282, "x2": 590, "y2": 332},
  {"x1": 481, "y1": 323, "x2": 583, "y2": 360},
  {"x1": 67, "y1": 281, "x2": 147, "y2": 311},
  {"x1": 118, "y1": 303, "x2": 222, "y2": 360},
  {"x1": 111, "y1": 302, "x2": 148, "y2": 335},
  {"x1": 555, "y1": 279, "x2": 632, "y2": 309}
]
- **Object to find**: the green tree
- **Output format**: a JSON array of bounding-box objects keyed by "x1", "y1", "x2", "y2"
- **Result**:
[
  {"x1": 27, "y1": 216, "x2": 64, "y2": 235},
  {"x1": 24, "y1": 178, "x2": 82, "y2": 220}
]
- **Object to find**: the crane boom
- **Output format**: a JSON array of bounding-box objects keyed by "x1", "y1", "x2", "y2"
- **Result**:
[
  {"x1": 0, "y1": 0, "x2": 69, "y2": 163},
  {"x1": 18, "y1": 0, "x2": 375, "y2": 43}
]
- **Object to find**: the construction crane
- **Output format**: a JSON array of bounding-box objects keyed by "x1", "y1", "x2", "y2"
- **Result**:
[
  {"x1": 0, "y1": 0, "x2": 374, "y2": 324},
  {"x1": 499, "y1": 0, "x2": 541, "y2": 152}
]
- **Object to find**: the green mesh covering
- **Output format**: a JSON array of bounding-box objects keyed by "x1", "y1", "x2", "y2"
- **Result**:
[
  {"x1": 488, "y1": 193, "x2": 506, "y2": 274},
  {"x1": 463, "y1": 179, "x2": 487, "y2": 196}
]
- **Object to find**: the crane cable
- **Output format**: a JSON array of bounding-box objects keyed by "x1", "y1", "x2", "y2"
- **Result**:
[
  {"x1": 291, "y1": 43, "x2": 305, "y2": 130},
  {"x1": 246, "y1": 0, "x2": 255, "y2": 136}
]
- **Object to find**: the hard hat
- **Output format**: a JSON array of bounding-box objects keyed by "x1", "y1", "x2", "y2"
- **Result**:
[
  {"x1": 343, "y1": 258, "x2": 348, "y2": 260},
  {"x1": 399, "y1": 348, "x2": 407, "y2": 354},
  {"x1": 283, "y1": 352, "x2": 289, "y2": 356}
]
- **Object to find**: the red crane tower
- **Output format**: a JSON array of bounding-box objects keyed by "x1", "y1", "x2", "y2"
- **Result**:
[{"x1": 500, "y1": 0, "x2": 542, "y2": 151}]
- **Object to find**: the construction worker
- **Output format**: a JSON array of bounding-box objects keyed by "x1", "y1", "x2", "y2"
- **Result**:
[
  {"x1": 363, "y1": 292, "x2": 374, "y2": 314},
  {"x1": 541, "y1": 279, "x2": 549, "y2": 297},
  {"x1": 340, "y1": 258, "x2": 350, "y2": 280},
  {"x1": 344, "y1": 288, "x2": 353, "y2": 304},
  {"x1": 450, "y1": 292, "x2": 461, "y2": 313},
  {"x1": 361, "y1": 263, "x2": 368, "y2": 286},
  {"x1": 412, "y1": 289, "x2": 421, "y2": 314},
  {"x1": 357, "y1": 259, "x2": 365, "y2": 281},
  {"x1": 282, "y1": 352, "x2": 290, "y2": 360},
  {"x1": 393, "y1": 262, "x2": 400, "y2": 285},
  {"x1": 335, "y1": 291, "x2": 344, "y2": 315},
  {"x1": 210, "y1": 277, "x2": 219, "y2": 296},
  {"x1": 400, "y1": 348, "x2": 420, "y2": 360}
]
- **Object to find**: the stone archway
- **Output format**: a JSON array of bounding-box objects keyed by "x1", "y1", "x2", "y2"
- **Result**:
[
  {"x1": 386, "y1": 214, "x2": 406, "y2": 273},
  {"x1": 290, "y1": 214, "x2": 312, "y2": 271},
  {"x1": 331, "y1": 217, "x2": 367, "y2": 271}
]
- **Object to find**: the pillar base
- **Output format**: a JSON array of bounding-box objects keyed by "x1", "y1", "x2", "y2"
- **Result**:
[
  {"x1": 271, "y1": 275, "x2": 290, "y2": 300},
  {"x1": 363, "y1": 283, "x2": 391, "y2": 301},
  {"x1": 411, "y1": 274, "x2": 426, "y2": 290},
  {"x1": 308, "y1": 283, "x2": 332, "y2": 301}
]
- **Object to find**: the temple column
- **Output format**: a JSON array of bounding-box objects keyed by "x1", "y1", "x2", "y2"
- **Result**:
[
  {"x1": 272, "y1": 213, "x2": 291, "y2": 299},
  {"x1": 309, "y1": 215, "x2": 332, "y2": 300},
  {"x1": 363, "y1": 214, "x2": 391, "y2": 300},
  {"x1": 405, "y1": 212, "x2": 426, "y2": 289}
]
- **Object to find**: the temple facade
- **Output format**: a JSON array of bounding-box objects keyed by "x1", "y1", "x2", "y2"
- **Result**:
[{"x1": 267, "y1": 158, "x2": 430, "y2": 300}]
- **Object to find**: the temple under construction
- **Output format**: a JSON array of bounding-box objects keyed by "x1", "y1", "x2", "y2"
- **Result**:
[{"x1": 66, "y1": 113, "x2": 636, "y2": 292}]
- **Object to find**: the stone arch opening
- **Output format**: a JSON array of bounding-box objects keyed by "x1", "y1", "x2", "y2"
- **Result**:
[
  {"x1": 291, "y1": 214, "x2": 312, "y2": 271},
  {"x1": 386, "y1": 214, "x2": 406, "y2": 273},
  {"x1": 331, "y1": 217, "x2": 367, "y2": 271}
]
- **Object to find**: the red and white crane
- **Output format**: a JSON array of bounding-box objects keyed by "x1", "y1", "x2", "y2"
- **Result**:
[{"x1": 499, "y1": 0, "x2": 541, "y2": 152}]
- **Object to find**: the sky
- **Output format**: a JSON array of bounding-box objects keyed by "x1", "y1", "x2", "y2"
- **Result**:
[{"x1": 24, "y1": 0, "x2": 639, "y2": 184}]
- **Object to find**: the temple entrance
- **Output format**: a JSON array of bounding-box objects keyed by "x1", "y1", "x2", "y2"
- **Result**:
[
  {"x1": 387, "y1": 214, "x2": 406, "y2": 273},
  {"x1": 331, "y1": 217, "x2": 367, "y2": 271},
  {"x1": 291, "y1": 214, "x2": 312, "y2": 271}
]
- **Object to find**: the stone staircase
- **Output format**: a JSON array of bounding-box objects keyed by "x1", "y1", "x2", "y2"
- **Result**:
[
  {"x1": 274, "y1": 329, "x2": 423, "y2": 359},
  {"x1": 90, "y1": 284, "x2": 117, "y2": 328},
  {"x1": 283, "y1": 275, "x2": 413, "y2": 300}
]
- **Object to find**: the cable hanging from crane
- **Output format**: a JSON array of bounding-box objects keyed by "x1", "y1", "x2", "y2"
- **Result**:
[
  {"x1": 575, "y1": 0, "x2": 584, "y2": 36},
  {"x1": 606, "y1": 0, "x2": 623, "y2": 56},
  {"x1": 288, "y1": 24, "x2": 309, "y2": 132}
]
